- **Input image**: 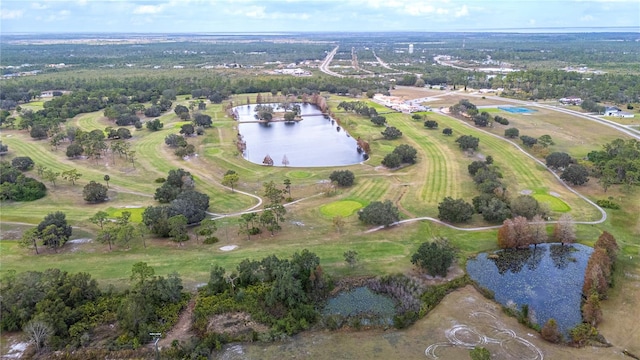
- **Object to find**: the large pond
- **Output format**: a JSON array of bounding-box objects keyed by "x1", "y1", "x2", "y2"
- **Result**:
[
  {"x1": 466, "y1": 243, "x2": 593, "y2": 336},
  {"x1": 236, "y1": 103, "x2": 366, "y2": 167}
]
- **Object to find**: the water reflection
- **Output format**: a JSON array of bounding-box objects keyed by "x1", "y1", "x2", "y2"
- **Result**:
[
  {"x1": 467, "y1": 243, "x2": 593, "y2": 336},
  {"x1": 235, "y1": 103, "x2": 366, "y2": 167}
]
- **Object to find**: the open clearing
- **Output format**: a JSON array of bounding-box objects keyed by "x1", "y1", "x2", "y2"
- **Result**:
[{"x1": 222, "y1": 286, "x2": 623, "y2": 360}]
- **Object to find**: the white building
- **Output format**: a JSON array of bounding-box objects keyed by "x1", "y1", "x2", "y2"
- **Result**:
[{"x1": 408, "y1": 44, "x2": 414, "y2": 54}]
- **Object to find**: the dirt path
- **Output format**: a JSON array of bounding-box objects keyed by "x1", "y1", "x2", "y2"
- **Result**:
[{"x1": 157, "y1": 297, "x2": 196, "y2": 349}]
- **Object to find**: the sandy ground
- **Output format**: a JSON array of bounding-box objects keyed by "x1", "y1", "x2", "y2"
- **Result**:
[{"x1": 214, "y1": 286, "x2": 629, "y2": 360}]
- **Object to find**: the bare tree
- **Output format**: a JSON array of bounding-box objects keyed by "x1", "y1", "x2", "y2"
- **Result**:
[
  {"x1": 553, "y1": 214, "x2": 576, "y2": 245},
  {"x1": 282, "y1": 154, "x2": 290, "y2": 167},
  {"x1": 24, "y1": 320, "x2": 51, "y2": 352},
  {"x1": 529, "y1": 214, "x2": 548, "y2": 247}
]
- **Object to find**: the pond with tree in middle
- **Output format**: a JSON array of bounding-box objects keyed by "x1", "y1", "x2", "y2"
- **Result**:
[
  {"x1": 236, "y1": 103, "x2": 366, "y2": 167},
  {"x1": 466, "y1": 243, "x2": 593, "y2": 336}
]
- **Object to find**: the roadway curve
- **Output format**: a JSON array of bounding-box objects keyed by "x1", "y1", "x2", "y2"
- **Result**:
[{"x1": 319, "y1": 46, "x2": 344, "y2": 78}]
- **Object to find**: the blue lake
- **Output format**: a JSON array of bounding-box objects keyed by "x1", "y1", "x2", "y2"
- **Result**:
[
  {"x1": 236, "y1": 103, "x2": 366, "y2": 167},
  {"x1": 466, "y1": 243, "x2": 593, "y2": 336}
]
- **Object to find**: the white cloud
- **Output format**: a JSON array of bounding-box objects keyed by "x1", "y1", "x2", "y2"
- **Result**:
[
  {"x1": 455, "y1": 4, "x2": 469, "y2": 17},
  {"x1": 1, "y1": 9, "x2": 24, "y2": 19},
  {"x1": 580, "y1": 14, "x2": 595, "y2": 21},
  {"x1": 225, "y1": 5, "x2": 310, "y2": 20},
  {"x1": 529, "y1": 19, "x2": 536, "y2": 25},
  {"x1": 133, "y1": 4, "x2": 167, "y2": 15},
  {"x1": 31, "y1": 3, "x2": 49, "y2": 10}
]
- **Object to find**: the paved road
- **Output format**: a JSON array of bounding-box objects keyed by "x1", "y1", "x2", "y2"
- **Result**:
[{"x1": 319, "y1": 46, "x2": 343, "y2": 78}]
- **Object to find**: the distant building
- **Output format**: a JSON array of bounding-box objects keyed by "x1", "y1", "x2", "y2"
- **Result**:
[
  {"x1": 604, "y1": 106, "x2": 634, "y2": 118},
  {"x1": 559, "y1": 97, "x2": 583, "y2": 105},
  {"x1": 408, "y1": 44, "x2": 414, "y2": 54}
]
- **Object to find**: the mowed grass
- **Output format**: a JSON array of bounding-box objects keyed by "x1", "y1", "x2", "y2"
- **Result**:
[
  {"x1": 480, "y1": 106, "x2": 635, "y2": 158},
  {"x1": 319, "y1": 200, "x2": 363, "y2": 217},
  {"x1": 532, "y1": 193, "x2": 571, "y2": 212},
  {"x1": 106, "y1": 206, "x2": 145, "y2": 223}
]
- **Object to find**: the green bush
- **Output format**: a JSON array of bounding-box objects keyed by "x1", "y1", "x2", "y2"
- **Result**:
[
  {"x1": 154, "y1": 177, "x2": 166, "y2": 183},
  {"x1": 596, "y1": 199, "x2": 620, "y2": 209},
  {"x1": 203, "y1": 236, "x2": 219, "y2": 244}
]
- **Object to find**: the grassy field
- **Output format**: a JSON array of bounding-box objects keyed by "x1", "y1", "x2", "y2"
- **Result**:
[{"x1": 1, "y1": 92, "x2": 639, "y2": 356}]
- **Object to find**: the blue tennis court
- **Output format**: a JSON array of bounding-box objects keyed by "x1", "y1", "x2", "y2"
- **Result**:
[{"x1": 498, "y1": 106, "x2": 536, "y2": 114}]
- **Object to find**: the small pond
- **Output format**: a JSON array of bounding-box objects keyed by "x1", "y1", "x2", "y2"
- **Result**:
[
  {"x1": 236, "y1": 103, "x2": 366, "y2": 167},
  {"x1": 322, "y1": 286, "x2": 395, "y2": 326},
  {"x1": 466, "y1": 243, "x2": 593, "y2": 336}
]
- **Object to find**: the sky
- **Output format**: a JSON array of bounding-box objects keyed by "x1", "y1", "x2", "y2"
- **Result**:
[{"x1": 1, "y1": 0, "x2": 639, "y2": 34}]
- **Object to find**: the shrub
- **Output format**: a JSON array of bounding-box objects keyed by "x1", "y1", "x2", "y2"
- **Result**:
[
  {"x1": 11, "y1": 156, "x2": 34, "y2": 171},
  {"x1": 203, "y1": 236, "x2": 219, "y2": 244},
  {"x1": 541, "y1": 318, "x2": 563, "y2": 343},
  {"x1": 595, "y1": 199, "x2": 620, "y2": 209}
]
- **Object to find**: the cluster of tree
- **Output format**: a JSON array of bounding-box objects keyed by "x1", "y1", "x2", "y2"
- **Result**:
[
  {"x1": 437, "y1": 197, "x2": 475, "y2": 223},
  {"x1": 358, "y1": 200, "x2": 400, "y2": 227},
  {"x1": 146, "y1": 118, "x2": 164, "y2": 131},
  {"x1": 449, "y1": 99, "x2": 478, "y2": 117},
  {"x1": 143, "y1": 98, "x2": 173, "y2": 118},
  {"x1": 254, "y1": 104, "x2": 275, "y2": 121},
  {"x1": 411, "y1": 237, "x2": 456, "y2": 277},
  {"x1": 165, "y1": 133, "x2": 196, "y2": 158},
  {"x1": 472, "y1": 111, "x2": 492, "y2": 127},
  {"x1": 337, "y1": 101, "x2": 379, "y2": 118},
  {"x1": 0, "y1": 263, "x2": 187, "y2": 353},
  {"x1": 105, "y1": 127, "x2": 132, "y2": 140},
  {"x1": 587, "y1": 138, "x2": 640, "y2": 191},
  {"x1": 542, "y1": 232, "x2": 619, "y2": 346},
  {"x1": 143, "y1": 169, "x2": 209, "y2": 241},
  {"x1": 493, "y1": 115, "x2": 510, "y2": 125},
  {"x1": 582, "y1": 232, "x2": 619, "y2": 302},
  {"x1": 381, "y1": 126, "x2": 402, "y2": 140},
  {"x1": 499, "y1": 70, "x2": 640, "y2": 105},
  {"x1": 580, "y1": 99, "x2": 605, "y2": 114},
  {"x1": 329, "y1": 170, "x2": 355, "y2": 187},
  {"x1": 90, "y1": 211, "x2": 141, "y2": 250},
  {"x1": 0, "y1": 160, "x2": 47, "y2": 201},
  {"x1": 465, "y1": 155, "x2": 550, "y2": 224},
  {"x1": 193, "y1": 250, "x2": 328, "y2": 344},
  {"x1": 382, "y1": 144, "x2": 418, "y2": 168},
  {"x1": 174, "y1": 104, "x2": 190, "y2": 120},
  {"x1": 336, "y1": 100, "x2": 389, "y2": 127},
  {"x1": 424, "y1": 120, "x2": 438, "y2": 129},
  {"x1": 497, "y1": 214, "x2": 573, "y2": 249},
  {"x1": 103, "y1": 104, "x2": 141, "y2": 127},
  {"x1": 20, "y1": 212, "x2": 72, "y2": 254},
  {"x1": 456, "y1": 135, "x2": 480, "y2": 151}
]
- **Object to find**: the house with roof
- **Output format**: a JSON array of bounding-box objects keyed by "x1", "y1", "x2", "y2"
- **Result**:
[
  {"x1": 559, "y1": 97, "x2": 583, "y2": 105},
  {"x1": 604, "y1": 106, "x2": 634, "y2": 118}
]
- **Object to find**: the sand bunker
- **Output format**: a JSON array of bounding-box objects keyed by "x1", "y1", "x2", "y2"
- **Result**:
[{"x1": 220, "y1": 245, "x2": 238, "y2": 251}]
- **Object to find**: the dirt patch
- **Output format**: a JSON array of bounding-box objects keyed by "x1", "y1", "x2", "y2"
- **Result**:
[
  {"x1": 206, "y1": 312, "x2": 270, "y2": 341},
  {"x1": 158, "y1": 299, "x2": 196, "y2": 349}
]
